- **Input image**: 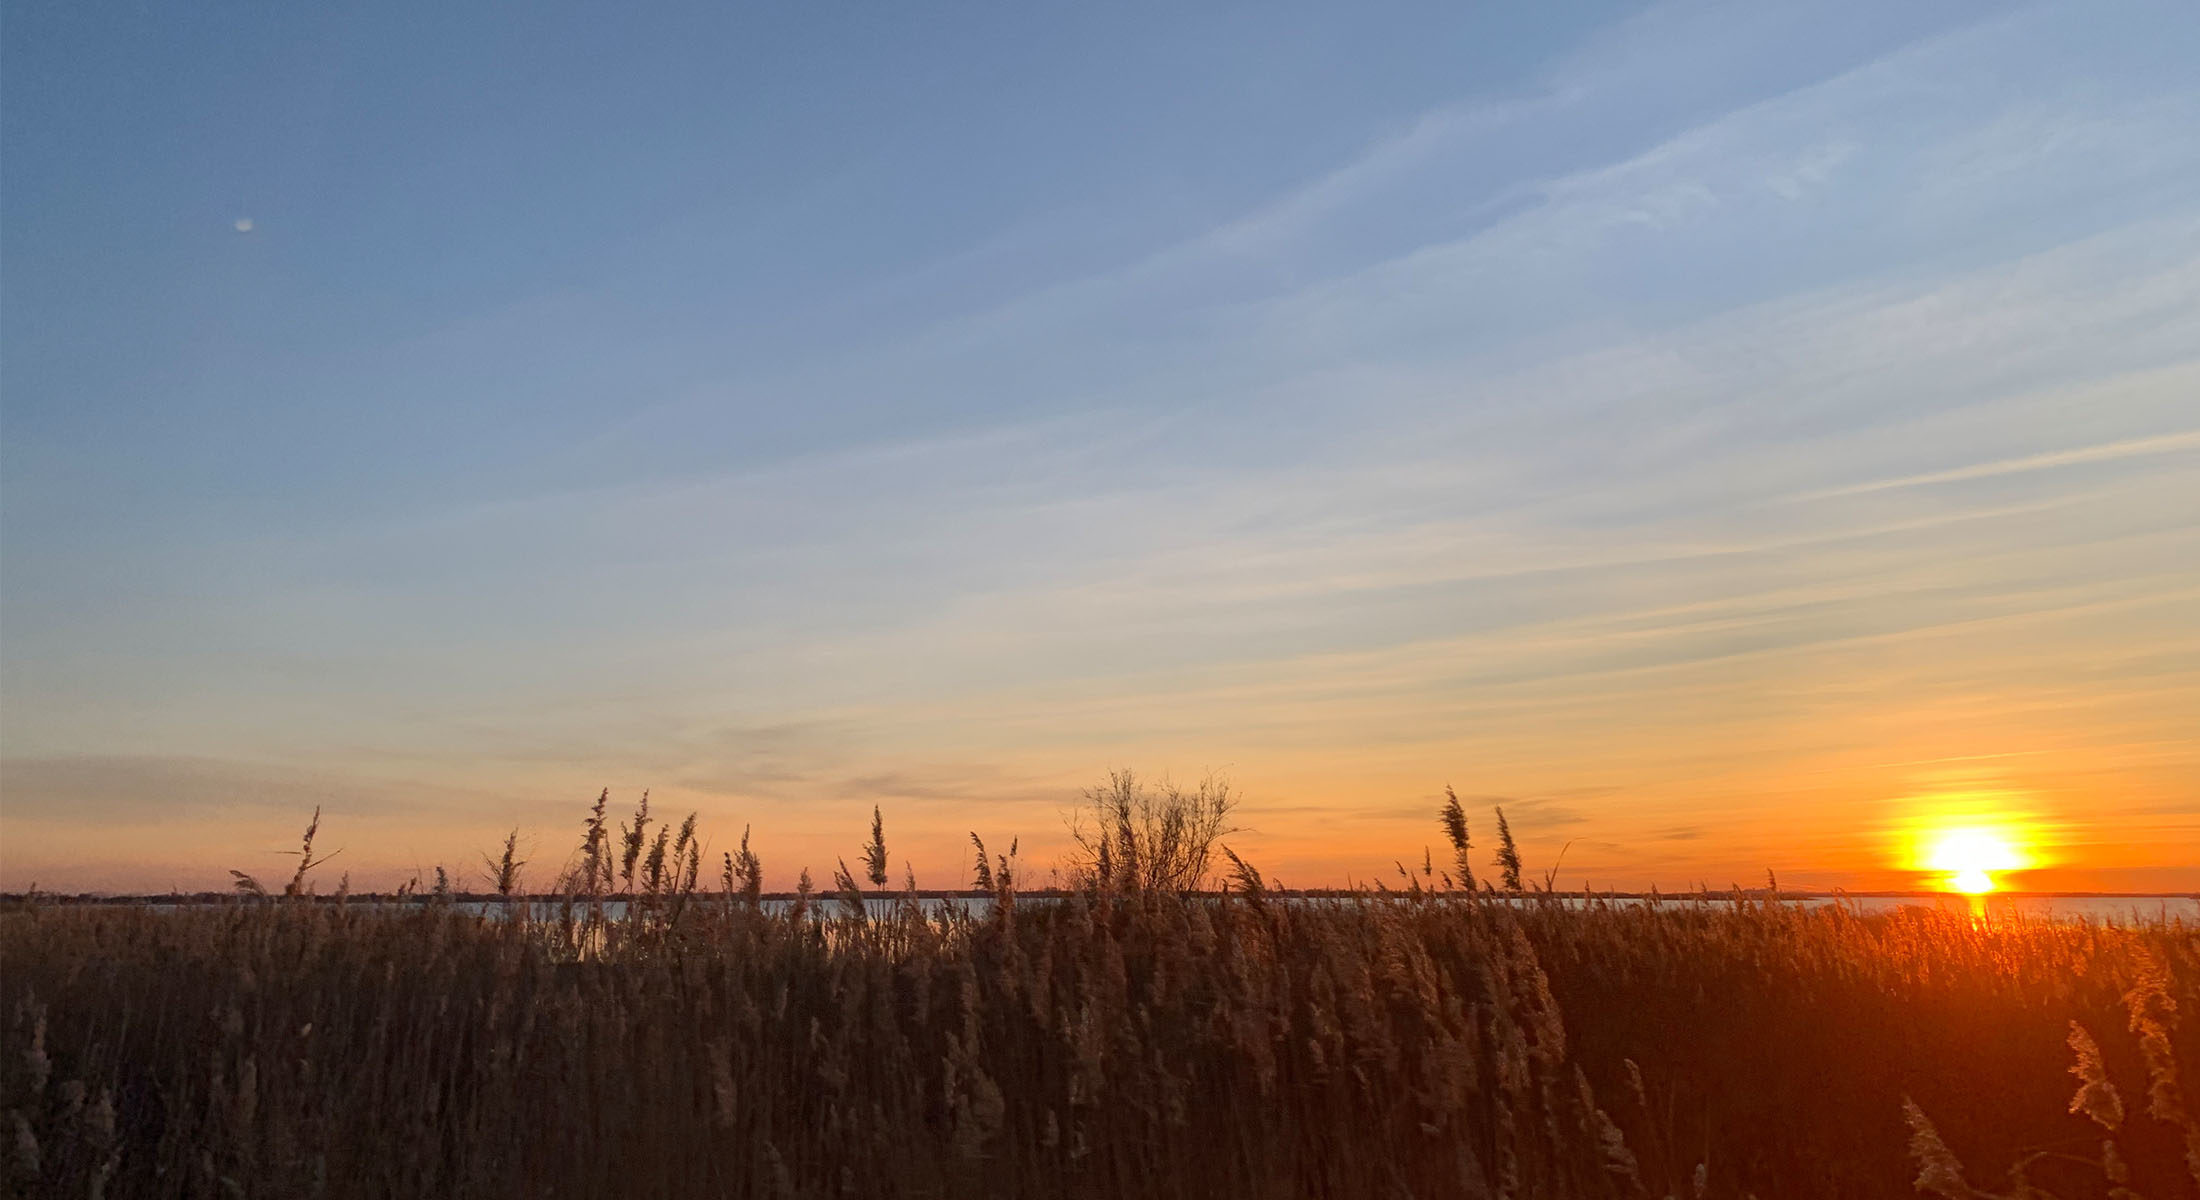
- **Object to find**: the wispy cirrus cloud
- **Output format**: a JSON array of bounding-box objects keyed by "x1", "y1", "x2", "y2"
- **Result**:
[{"x1": 1787, "y1": 430, "x2": 2200, "y2": 501}]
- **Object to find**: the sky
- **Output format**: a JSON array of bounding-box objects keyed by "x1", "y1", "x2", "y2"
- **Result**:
[{"x1": 4, "y1": 0, "x2": 2197, "y2": 894}]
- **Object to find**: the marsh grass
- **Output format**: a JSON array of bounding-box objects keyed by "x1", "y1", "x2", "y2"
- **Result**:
[{"x1": 2, "y1": 796, "x2": 2195, "y2": 1199}]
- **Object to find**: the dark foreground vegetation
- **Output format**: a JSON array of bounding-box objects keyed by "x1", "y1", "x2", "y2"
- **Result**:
[{"x1": 4, "y1": 786, "x2": 2197, "y2": 1199}]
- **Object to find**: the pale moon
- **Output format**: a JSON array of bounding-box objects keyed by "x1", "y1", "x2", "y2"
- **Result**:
[{"x1": 234, "y1": 218, "x2": 255, "y2": 234}]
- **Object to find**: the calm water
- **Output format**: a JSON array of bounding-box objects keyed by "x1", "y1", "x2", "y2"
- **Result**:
[
  {"x1": 1792, "y1": 894, "x2": 2198, "y2": 922},
  {"x1": 454, "y1": 893, "x2": 2198, "y2": 923},
  {"x1": 101, "y1": 893, "x2": 2199, "y2": 923}
]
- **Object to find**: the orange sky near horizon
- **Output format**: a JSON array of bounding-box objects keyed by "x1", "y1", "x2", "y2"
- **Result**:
[
  {"x1": 7, "y1": 647, "x2": 2196, "y2": 895},
  {"x1": 6, "y1": 452, "x2": 2196, "y2": 895}
]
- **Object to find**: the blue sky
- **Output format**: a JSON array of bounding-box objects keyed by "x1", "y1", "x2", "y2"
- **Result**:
[{"x1": 4, "y1": 0, "x2": 2197, "y2": 891}]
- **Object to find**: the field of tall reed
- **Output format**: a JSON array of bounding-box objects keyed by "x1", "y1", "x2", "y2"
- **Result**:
[{"x1": 4, "y1": 786, "x2": 2196, "y2": 1199}]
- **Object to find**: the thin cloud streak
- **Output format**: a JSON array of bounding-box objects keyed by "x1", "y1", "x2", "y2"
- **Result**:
[{"x1": 1790, "y1": 430, "x2": 2200, "y2": 501}]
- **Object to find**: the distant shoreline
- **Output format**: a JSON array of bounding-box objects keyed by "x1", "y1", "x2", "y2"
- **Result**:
[{"x1": 8, "y1": 888, "x2": 2194, "y2": 905}]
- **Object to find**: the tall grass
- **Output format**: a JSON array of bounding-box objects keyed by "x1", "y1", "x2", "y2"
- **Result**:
[{"x1": 3, "y1": 797, "x2": 2195, "y2": 1199}]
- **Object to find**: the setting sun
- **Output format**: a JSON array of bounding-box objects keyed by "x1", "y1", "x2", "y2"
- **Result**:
[{"x1": 1922, "y1": 826, "x2": 2028, "y2": 894}]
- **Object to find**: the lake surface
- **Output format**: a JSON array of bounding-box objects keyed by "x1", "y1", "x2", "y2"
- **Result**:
[
  {"x1": 449, "y1": 893, "x2": 2197, "y2": 923},
  {"x1": 1790, "y1": 894, "x2": 2198, "y2": 922},
  {"x1": 77, "y1": 893, "x2": 2200, "y2": 923}
]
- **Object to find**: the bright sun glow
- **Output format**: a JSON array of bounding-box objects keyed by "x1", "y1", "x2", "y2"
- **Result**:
[
  {"x1": 1893, "y1": 793, "x2": 2045, "y2": 894},
  {"x1": 1922, "y1": 827, "x2": 2027, "y2": 894}
]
